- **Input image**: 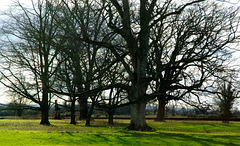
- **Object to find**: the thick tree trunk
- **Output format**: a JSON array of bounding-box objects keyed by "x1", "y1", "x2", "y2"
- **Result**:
[
  {"x1": 222, "y1": 109, "x2": 231, "y2": 124},
  {"x1": 70, "y1": 98, "x2": 76, "y2": 124},
  {"x1": 79, "y1": 98, "x2": 88, "y2": 120},
  {"x1": 108, "y1": 111, "x2": 114, "y2": 125},
  {"x1": 85, "y1": 101, "x2": 94, "y2": 126},
  {"x1": 155, "y1": 98, "x2": 167, "y2": 122},
  {"x1": 40, "y1": 87, "x2": 50, "y2": 125},
  {"x1": 128, "y1": 103, "x2": 152, "y2": 131},
  {"x1": 85, "y1": 117, "x2": 91, "y2": 126},
  {"x1": 40, "y1": 105, "x2": 50, "y2": 125}
]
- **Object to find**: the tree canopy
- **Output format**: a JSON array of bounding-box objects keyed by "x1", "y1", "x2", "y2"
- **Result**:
[{"x1": 0, "y1": 0, "x2": 239, "y2": 130}]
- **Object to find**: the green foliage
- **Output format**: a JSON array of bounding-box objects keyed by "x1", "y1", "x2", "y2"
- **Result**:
[{"x1": 0, "y1": 119, "x2": 239, "y2": 145}]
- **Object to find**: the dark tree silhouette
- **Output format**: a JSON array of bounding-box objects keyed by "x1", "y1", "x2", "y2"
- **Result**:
[
  {"x1": 0, "y1": 0, "x2": 64, "y2": 125},
  {"x1": 216, "y1": 81, "x2": 238, "y2": 123},
  {"x1": 62, "y1": 0, "x2": 239, "y2": 130},
  {"x1": 147, "y1": 2, "x2": 239, "y2": 122}
]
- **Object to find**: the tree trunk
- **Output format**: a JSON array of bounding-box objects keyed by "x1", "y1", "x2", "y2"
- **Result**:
[
  {"x1": 54, "y1": 100, "x2": 61, "y2": 119},
  {"x1": 222, "y1": 109, "x2": 231, "y2": 124},
  {"x1": 17, "y1": 107, "x2": 23, "y2": 117},
  {"x1": 79, "y1": 98, "x2": 88, "y2": 120},
  {"x1": 85, "y1": 101, "x2": 94, "y2": 126},
  {"x1": 108, "y1": 111, "x2": 114, "y2": 125},
  {"x1": 85, "y1": 116, "x2": 91, "y2": 126},
  {"x1": 155, "y1": 98, "x2": 167, "y2": 122},
  {"x1": 40, "y1": 105, "x2": 50, "y2": 125},
  {"x1": 70, "y1": 98, "x2": 76, "y2": 124},
  {"x1": 40, "y1": 87, "x2": 50, "y2": 125},
  {"x1": 128, "y1": 103, "x2": 153, "y2": 131}
]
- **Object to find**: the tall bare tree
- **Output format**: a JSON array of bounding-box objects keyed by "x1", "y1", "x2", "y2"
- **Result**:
[
  {"x1": 66, "y1": 0, "x2": 230, "y2": 130},
  {"x1": 148, "y1": 2, "x2": 239, "y2": 122},
  {"x1": 0, "y1": 0, "x2": 64, "y2": 125},
  {"x1": 95, "y1": 61, "x2": 129, "y2": 125},
  {"x1": 50, "y1": 0, "x2": 123, "y2": 125}
]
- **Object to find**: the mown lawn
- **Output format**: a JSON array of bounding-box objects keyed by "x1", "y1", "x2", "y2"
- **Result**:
[{"x1": 0, "y1": 119, "x2": 239, "y2": 145}]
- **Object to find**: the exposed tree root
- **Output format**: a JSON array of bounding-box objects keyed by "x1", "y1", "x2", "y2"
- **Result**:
[
  {"x1": 126, "y1": 124, "x2": 156, "y2": 131},
  {"x1": 40, "y1": 122, "x2": 51, "y2": 126}
]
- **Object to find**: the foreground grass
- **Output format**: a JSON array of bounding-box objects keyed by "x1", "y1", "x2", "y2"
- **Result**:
[{"x1": 0, "y1": 119, "x2": 239, "y2": 145}]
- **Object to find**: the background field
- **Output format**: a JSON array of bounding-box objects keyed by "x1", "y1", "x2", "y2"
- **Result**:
[{"x1": 0, "y1": 119, "x2": 239, "y2": 145}]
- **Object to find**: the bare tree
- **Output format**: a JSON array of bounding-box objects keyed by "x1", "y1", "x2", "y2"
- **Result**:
[
  {"x1": 215, "y1": 78, "x2": 239, "y2": 123},
  {"x1": 147, "y1": 2, "x2": 239, "y2": 122},
  {"x1": 50, "y1": 0, "x2": 123, "y2": 126},
  {"x1": 0, "y1": 0, "x2": 64, "y2": 125},
  {"x1": 54, "y1": 57, "x2": 78, "y2": 124},
  {"x1": 65, "y1": 0, "x2": 240, "y2": 130},
  {"x1": 6, "y1": 87, "x2": 32, "y2": 117},
  {"x1": 95, "y1": 61, "x2": 129, "y2": 125}
]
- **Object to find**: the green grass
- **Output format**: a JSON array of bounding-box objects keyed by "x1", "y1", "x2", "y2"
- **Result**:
[{"x1": 0, "y1": 119, "x2": 239, "y2": 145}]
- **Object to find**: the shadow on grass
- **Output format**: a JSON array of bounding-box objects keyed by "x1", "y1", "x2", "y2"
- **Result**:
[
  {"x1": 69, "y1": 130, "x2": 239, "y2": 145},
  {"x1": 85, "y1": 122, "x2": 129, "y2": 128},
  {"x1": 111, "y1": 131, "x2": 240, "y2": 145},
  {"x1": 5, "y1": 128, "x2": 238, "y2": 145}
]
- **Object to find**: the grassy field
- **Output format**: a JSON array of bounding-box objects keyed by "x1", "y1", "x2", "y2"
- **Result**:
[{"x1": 0, "y1": 119, "x2": 239, "y2": 145}]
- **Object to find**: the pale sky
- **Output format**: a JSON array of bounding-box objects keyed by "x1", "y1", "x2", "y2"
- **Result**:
[
  {"x1": 0, "y1": 0, "x2": 239, "y2": 104},
  {"x1": 0, "y1": 1, "x2": 14, "y2": 10}
]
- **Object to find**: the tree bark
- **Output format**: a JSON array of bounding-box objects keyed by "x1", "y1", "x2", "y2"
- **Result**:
[
  {"x1": 128, "y1": 103, "x2": 153, "y2": 131},
  {"x1": 54, "y1": 100, "x2": 61, "y2": 119},
  {"x1": 108, "y1": 111, "x2": 114, "y2": 125},
  {"x1": 85, "y1": 101, "x2": 94, "y2": 126},
  {"x1": 155, "y1": 98, "x2": 167, "y2": 122},
  {"x1": 40, "y1": 85, "x2": 50, "y2": 125},
  {"x1": 40, "y1": 105, "x2": 50, "y2": 125},
  {"x1": 70, "y1": 98, "x2": 76, "y2": 124},
  {"x1": 79, "y1": 98, "x2": 88, "y2": 120},
  {"x1": 222, "y1": 109, "x2": 231, "y2": 124}
]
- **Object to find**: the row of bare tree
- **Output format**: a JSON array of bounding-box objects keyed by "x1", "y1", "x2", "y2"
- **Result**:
[{"x1": 0, "y1": 0, "x2": 239, "y2": 130}]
